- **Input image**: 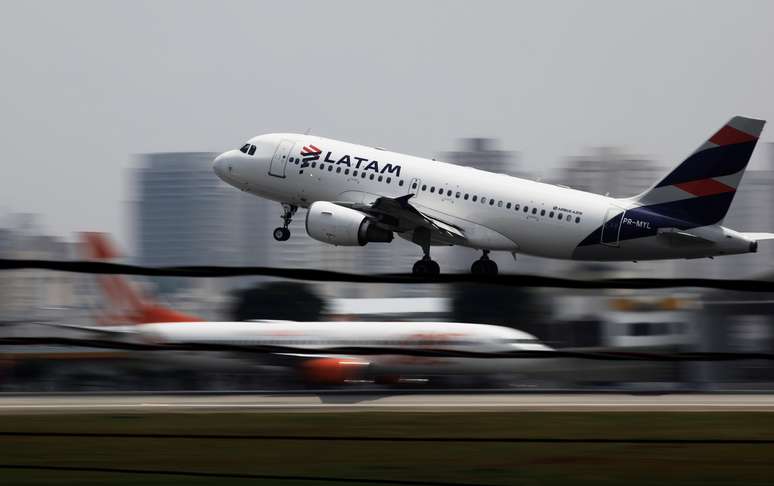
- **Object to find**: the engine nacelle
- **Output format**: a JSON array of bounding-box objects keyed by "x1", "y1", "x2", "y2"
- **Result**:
[
  {"x1": 305, "y1": 201, "x2": 393, "y2": 246},
  {"x1": 301, "y1": 358, "x2": 369, "y2": 385}
]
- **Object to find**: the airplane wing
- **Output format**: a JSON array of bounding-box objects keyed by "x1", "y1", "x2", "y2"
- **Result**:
[{"x1": 335, "y1": 194, "x2": 466, "y2": 243}]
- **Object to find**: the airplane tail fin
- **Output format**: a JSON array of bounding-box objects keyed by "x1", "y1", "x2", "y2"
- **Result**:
[
  {"x1": 633, "y1": 116, "x2": 765, "y2": 225},
  {"x1": 79, "y1": 232, "x2": 203, "y2": 324}
]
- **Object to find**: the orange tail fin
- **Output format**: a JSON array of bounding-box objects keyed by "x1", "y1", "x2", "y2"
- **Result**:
[{"x1": 80, "y1": 232, "x2": 203, "y2": 324}]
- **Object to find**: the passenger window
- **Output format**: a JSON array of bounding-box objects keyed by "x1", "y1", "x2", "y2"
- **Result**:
[
  {"x1": 362, "y1": 172, "x2": 367, "y2": 178},
  {"x1": 498, "y1": 201, "x2": 503, "y2": 207},
  {"x1": 447, "y1": 190, "x2": 452, "y2": 196},
  {"x1": 312, "y1": 162, "x2": 316, "y2": 168},
  {"x1": 397, "y1": 179, "x2": 402, "y2": 186},
  {"x1": 506, "y1": 202, "x2": 511, "y2": 209},
  {"x1": 490, "y1": 199, "x2": 495, "y2": 206},
  {"x1": 464, "y1": 194, "x2": 469, "y2": 200},
  {"x1": 514, "y1": 204, "x2": 520, "y2": 210},
  {"x1": 549, "y1": 211, "x2": 554, "y2": 218},
  {"x1": 345, "y1": 169, "x2": 350, "y2": 175},
  {"x1": 430, "y1": 187, "x2": 435, "y2": 193},
  {"x1": 472, "y1": 195, "x2": 477, "y2": 201},
  {"x1": 378, "y1": 175, "x2": 383, "y2": 182},
  {"x1": 412, "y1": 182, "x2": 418, "y2": 189},
  {"x1": 387, "y1": 177, "x2": 392, "y2": 183},
  {"x1": 540, "y1": 209, "x2": 545, "y2": 216},
  {"x1": 456, "y1": 192, "x2": 461, "y2": 198},
  {"x1": 320, "y1": 164, "x2": 325, "y2": 170},
  {"x1": 532, "y1": 208, "x2": 537, "y2": 214},
  {"x1": 575, "y1": 217, "x2": 581, "y2": 223},
  {"x1": 353, "y1": 170, "x2": 358, "y2": 176},
  {"x1": 557, "y1": 213, "x2": 563, "y2": 220},
  {"x1": 248, "y1": 145, "x2": 256, "y2": 155},
  {"x1": 336, "y1": 167, "x2": 341, "y2": 173},
  {"x1": 524, "y1": 206, "x2": 528, "y2": 212},
  {"x1": 422, "y1": 185, "x2": 427, "y2": 191},
  {"x1": 481, "y1": 197, "x2": 486, "y2": 204},
  {"x1": 328, "y1": 165, "x2": 333, "y2": 171}
]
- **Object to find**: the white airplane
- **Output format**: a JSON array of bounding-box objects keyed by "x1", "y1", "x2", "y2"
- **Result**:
[
  {"x1": 61, "y1": 233, "x2": 551, "y2": 385},
  {"x1": 213, "y1": 116, "x2": 772, "y2": 275}
]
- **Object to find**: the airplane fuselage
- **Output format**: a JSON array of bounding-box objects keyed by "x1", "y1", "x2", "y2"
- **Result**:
[
  {"x1": 129, "y1": 320, "x2": 550, "y2": 376},
  {"x1": 215, "y1": 133, "x2": 756, "y2": 262}
]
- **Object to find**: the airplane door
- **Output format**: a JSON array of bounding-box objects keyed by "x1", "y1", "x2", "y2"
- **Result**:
[
  {"x1": 269, "y1": 140, "x2": 294, "y2": 178},
  {"x1": 601, "y1": 206, "x2": 625, "y2": 247},
  {"x1": 407, "y1": 177, "x2": 422, "y2": 196}
]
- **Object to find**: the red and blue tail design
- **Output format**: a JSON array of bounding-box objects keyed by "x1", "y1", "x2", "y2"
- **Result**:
[{"x1": 634, "y1": 116, "x2": 765, "y2": 225}]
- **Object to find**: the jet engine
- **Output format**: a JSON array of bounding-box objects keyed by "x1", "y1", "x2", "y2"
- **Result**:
[
  {"x1": 301, "y1": 358, "x2": 369, "y2": 385},
  {"x1": 305, "y1": 201, "x2": 393, "y2": 246}
]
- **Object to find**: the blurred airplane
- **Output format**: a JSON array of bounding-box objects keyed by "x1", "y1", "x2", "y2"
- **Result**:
[
  {"x1": 214, "y1": 116, "x2": 772, "y2": 275},
  {"x1": 61, "y1": 233, "x2": 551, "y2": 385}
]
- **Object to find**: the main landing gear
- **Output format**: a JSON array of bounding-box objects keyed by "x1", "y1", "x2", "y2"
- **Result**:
[
  {"x1": 411, "y1": 227, "x2": 440, "y2": 276},
  {"x1": 471, "y1": 250, "x2": 498, "y2": 275},
  {"x1": 412, "y1": 255, "x2": 440, "y2": 276},
  {"x1": 273, "y1": 203, "x2": 297, "y2": 242}
]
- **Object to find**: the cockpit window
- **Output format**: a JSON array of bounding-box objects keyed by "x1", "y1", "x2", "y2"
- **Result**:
[
  {"x1": 248, "y1": 145, "x2": 256, "y2": 155},
  {"x1": 240, "y1": 144, "x2": 250, "y2": 154}
]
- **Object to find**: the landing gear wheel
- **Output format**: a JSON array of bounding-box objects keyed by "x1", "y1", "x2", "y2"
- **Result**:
[
  {"x1": 412, "y1": 257, "x2": 440, "y2": 276},
  {"x1": 471, "y1": 260, "x2": 484, "y2": 274},
  {"x1": 482, "y1": 259, "x2": 498, "y2": 275},
  {"x1": 273, "y1": 227, "x2": 290, "y2": 241},
  {"x1": 471, "y1": 251, "x2": 498, "y2": 275}
]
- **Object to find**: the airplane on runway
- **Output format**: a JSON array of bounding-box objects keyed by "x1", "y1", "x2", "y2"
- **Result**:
[
  {"x1": 62, "y1": 233, "x2": 551, "y2": 385},
  {"x1": 213, "y1": 116, "x2": 772, "y2": 275}
]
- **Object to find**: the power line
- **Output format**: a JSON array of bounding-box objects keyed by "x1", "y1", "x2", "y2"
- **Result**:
[
  {"x1": 2, "y1": 258, "x2": 774, "y2": 291},
  {"x1": 2, "y1": 337, "x2": 774, "y2": 361}
]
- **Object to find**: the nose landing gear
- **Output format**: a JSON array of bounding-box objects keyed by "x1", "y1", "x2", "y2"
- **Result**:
[
  {"x1": 273, "y1": 203, "x2": 297, "y2": 242},
  {"x1": 471, "y1": 250, "x2": 498, "y2": 275}
]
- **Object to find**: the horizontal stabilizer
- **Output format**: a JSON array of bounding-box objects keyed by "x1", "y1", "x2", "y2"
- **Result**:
[
  {"x1": 657, "y1": 227, "x2": 715, "y2": 245},
  {"x1": 742, "y1": 232, "x2": 774, "y2": 241}
]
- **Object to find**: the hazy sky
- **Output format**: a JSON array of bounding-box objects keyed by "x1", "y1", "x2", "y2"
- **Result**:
[{"x1": 2, "y1": 1, "x2": 773, "y2": 247}]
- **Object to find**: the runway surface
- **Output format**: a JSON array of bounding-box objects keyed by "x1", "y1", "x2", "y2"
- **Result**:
[{"x1": 2, "y1": 393, "x2": 774, "y2": 412}]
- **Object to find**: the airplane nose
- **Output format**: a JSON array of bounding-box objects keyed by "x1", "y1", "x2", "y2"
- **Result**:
[{"x1": 212, "y1": 152, "x2": 229, "y2": 180}]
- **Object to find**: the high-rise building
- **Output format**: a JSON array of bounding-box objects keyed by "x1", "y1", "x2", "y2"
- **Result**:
[
  {"x1": 132, "y1": 152, "x2": 271, "y2": 302},
  {"x1": 442, "y1": 137, "x2": 523, "y2": 177},
  {"x1": 557, "y1": 147, "x2": 660, "y2": 198}
]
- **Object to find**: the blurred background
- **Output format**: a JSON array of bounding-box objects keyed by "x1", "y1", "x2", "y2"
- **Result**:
[{"x1": 2, "y1": 1, "x2": 774, "y2": 391}]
